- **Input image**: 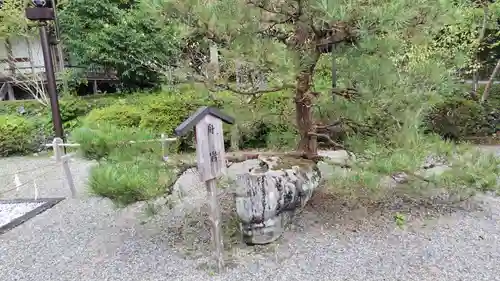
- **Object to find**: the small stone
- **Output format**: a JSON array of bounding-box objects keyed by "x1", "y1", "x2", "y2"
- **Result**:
[{"x1": 318, "y1": 150, "x2": 354, "y2": 166}]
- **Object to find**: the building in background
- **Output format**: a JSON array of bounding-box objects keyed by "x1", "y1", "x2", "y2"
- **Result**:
[{"x1": 0, "y1": 0, "x2": 119, "y2": 102}]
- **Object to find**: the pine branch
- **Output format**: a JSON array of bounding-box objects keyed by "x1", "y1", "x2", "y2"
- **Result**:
[
  {"x1": 246, "y1": 0, "x2": 297, "y2": 17},
  {"x1": 307, "y1": 132, "x2": 347, "y2": 151},
  {"x1": 331, "y1": 87, "x2": 359, "y2": 101},
  {"x1": 213, "y1": 83, "x2": 294, "y2": 96}
]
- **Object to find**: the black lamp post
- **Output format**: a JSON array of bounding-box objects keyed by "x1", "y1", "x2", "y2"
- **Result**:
[{"x1": 25, "y1": 0, "x2": 64, "y2": 141}]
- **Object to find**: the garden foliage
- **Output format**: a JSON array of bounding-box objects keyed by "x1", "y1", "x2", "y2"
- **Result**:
[
  {"x1": 1, "y1": 0, "x2": 500, "y2": 206},
  {"x1": 0, "y1": 115, "x2": 37, "y2": 157}
]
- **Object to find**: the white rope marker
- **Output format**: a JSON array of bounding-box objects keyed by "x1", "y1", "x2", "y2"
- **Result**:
[
  {"x1": 33, "y1": 179, "x2": 39, "y2": 200},
  {"x1": 14, "y1": 173, "x2": 22, "y2": 191}
]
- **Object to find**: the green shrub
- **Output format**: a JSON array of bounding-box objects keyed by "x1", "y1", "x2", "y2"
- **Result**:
[
  {"x1": 212, "y1": 90, "x2": 296, "y2": 149},
  {"x1": 0, "y1": 115, "x2": 37, "y2": 156},
  {"x1": 38, "y1": 97, "x2": 92, "y2": 136},
  {"x1": 138, "y1": 91, "x2": 216, "y2": 133},
  {"x1": 266, "y1": 122, "x2": 298, "y2": 149},
  {"x1": 136, "y1": 91, "x2": 216, "y2": 151},
  {"x1": 59, "y1": 97, "x2": 90, "y2": 123},
  {"x1": 87, "y1": 157, "x2": 168, "y2": 206},
  {"x1": 84, "y1": 104, "x2": 143, "y2": 128},
  {"x1": 0, "y1": 100, "x2": 47, "y2": 117},
  {"x1": 71, "y1": 125, "x2": 156, "y2": 160},
  {"x1": 80, "y1": 125, "x2": 176, "y2": 206},
  {"x1": 425, "y1": 97, "x2": 491, "y2": 139}
]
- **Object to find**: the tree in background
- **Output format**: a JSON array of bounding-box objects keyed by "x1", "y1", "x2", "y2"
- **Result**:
[
  {"x1": 160, "y1": 0, "x2": 472, "y2": 152},
  {"x1": 0, "y1": 0, "x2": 31, "y2": 39},
  {"x1": 149, "y1": 0, "x2": 499, "y2": 190},
  {"x1": 467, "y1": 0, "x2": 500, "y2": 98},
  {"x1": 58, "y1": 0, "x2": 181, "y2": 89}
]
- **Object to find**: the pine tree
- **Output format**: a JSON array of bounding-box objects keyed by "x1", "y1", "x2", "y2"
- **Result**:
[{"x1": 157, "y1": 0, "x2": 499, "y2": 194}]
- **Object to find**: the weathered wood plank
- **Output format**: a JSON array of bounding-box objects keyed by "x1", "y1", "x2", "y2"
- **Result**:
[
  {"x1": 205, "y1": 178, "x2": 224, "y2": 272},
  {"x1": 175, "y1": 104, "x2": 233, "y2": 273},
  {"x1": 195, "y1": 115, "x2": 226, "y2": 182}
]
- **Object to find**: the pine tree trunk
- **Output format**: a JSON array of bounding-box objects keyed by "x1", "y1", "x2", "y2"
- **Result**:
[{"x1": 295, "y1": 51, "x2": 320, "y2": 158}]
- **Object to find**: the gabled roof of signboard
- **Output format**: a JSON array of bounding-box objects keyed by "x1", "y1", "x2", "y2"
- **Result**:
[{"x1": 174, "y1": 106, "x2": 234, "y2": 136}]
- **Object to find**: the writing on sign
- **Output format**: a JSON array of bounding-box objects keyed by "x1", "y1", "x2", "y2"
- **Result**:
[{"x1": 195, "y1": 115, "x2": 226, "y2": 181}]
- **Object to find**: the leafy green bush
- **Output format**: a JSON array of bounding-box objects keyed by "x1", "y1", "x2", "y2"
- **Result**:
[
  {"x1": 40, "y1": 97, "x2": 92, "y2": 136},
  {"x1": 257, "y1": 91, "x2": 296, "y2": 148},
  {"x1": 215, "y1": 90, "x2": 297, "y2": 149},
  {"x1": 87, "y1": 157, "x2": 168, "y2": 206},
  {"x1": 138, "y1": 92, "x2": 215, "y2": 133},
  {"x1": 77, "y1": 124, "x2": 176, "y2": 206},
  {"x1": 265, "y1": 123, "x2": 298, "y2": 149},
  {"x1": 0, "y1": 100, "x2": 48, "y2": 117},
  {"x1": 59, "y1": 97, "x2": 90, "y2": 123},
  {"x1": 136, "y1": 91, "x2": 216, "y2": 151},
  {"x1": 71, "y1": 125, "x2": 156, "y2": 160},
  {"x1": 0, "y1": 115, "x2": 37, "y2": 156},
  {"x1": 425, "y1": 97, "x2": 491, "y2": 139},
  {"x1": 83, "y1": 104, "x2": 143, "y2": 128}
]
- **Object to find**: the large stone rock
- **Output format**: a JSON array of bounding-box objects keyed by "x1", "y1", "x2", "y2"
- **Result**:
[{"x1": 234, "y1": 155, "x2": 321, "y2": 245}]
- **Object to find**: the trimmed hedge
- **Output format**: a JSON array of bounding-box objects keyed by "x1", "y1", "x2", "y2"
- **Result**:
[
  {"x1": 0, "y1": 96, "x2": 120, "y2": 142},
  {"x1": 3, "y1": 84, "x2": 496, "y2": 158},
  {"x1": 425, "y1": 97, "x2": 497, "y2": 140},
  {"x1": 78, "y1": 89, "x2": 296, "y2": 154},
  {"x1": 0, "y1": 94, "x2": 119, "y2": 117},
  {"x1": 70, "y1": 125, "x2": 157, "y2": 160},
  {"x1": 137, "y1": 92, "x2": 217, "y2": 134},
  {"x1": 83, "y1": 104, "x2": 143, "y2": 128},
  {"x1": 0, "y1": 115, "x2": 37, "y2": 157},
  {"x1": 87, "y1": 158, "x2": 167, "y2": 206},
  {"x1": 0, "y1": 100, "x2": 48, "y2": 117}
]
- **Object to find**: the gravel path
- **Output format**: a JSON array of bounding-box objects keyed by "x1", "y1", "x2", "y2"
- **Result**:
[{"x1": 0, "y1": 148, "x2": 499, "y2": 281}]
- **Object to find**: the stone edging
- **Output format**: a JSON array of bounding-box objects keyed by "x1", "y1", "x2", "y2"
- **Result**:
[{"x1": 0, "y1": 197, "x2": 65, "y2": 235}]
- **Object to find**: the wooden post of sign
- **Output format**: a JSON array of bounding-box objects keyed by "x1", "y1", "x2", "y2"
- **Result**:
[{"x1": 174, "y1": 106, "x2": 235, "y2": 273}]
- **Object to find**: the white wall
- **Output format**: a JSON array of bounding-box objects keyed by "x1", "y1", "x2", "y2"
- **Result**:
[{"x1": 0, "y1": 36, "x2": 46, "y2": 77}]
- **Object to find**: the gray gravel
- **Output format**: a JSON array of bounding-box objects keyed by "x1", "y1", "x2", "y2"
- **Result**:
[{"x1": 0, "y1": 148, "x2": 499, "y2": 281}]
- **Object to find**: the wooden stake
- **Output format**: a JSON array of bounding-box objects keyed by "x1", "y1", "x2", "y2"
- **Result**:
[
  {"x1": 14, "y1": 173, "x2": 21, "y2": 191},
  {"x1": 53, "y1": 138, "x2": 76, "y2": 198}
]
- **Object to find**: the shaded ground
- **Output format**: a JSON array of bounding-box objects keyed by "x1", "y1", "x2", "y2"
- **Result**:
[{"x1": 0, "y1": 147, "x2": 499, "y2": 281}]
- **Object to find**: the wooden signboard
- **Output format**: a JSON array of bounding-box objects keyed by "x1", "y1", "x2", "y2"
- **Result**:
[
  {"x1": 174, "y1": 106, "x2": 234, "y2": 273},
  {"x1": 194, "y1": 114, "x2": 227, "y2": 181}
]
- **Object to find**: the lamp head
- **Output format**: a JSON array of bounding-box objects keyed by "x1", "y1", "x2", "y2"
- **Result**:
[
  {"x1": 25, "y1": 0, "x2": 55, "y2": 21},
  {"x1": 32, "y1": 0, "x2": 48, "y2": 8}
]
